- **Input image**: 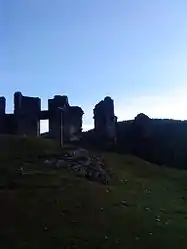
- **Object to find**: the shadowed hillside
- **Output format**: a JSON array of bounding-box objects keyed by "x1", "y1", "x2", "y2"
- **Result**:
[
  {"x1": 116, "y1": 115, "x2": 187, "y2": 169},
  {"x1": 83, "y1": 115, "x2": 187, "y2": 169},
  {"x1": 0, "y1": 136, "x2": 187, "y2": 249}
]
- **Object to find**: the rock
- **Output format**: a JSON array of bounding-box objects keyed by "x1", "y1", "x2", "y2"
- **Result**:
[
  {"x1": 72, "y1": 164, "x2": 82, "y2": 172},
  {"x1": 115, "y1": 239, "x2": 120, "y2": 244},
  {"x1": 159, "y1": 208, "x2": 165, "y2": 212},
  {"x1": 44, "y1": 159, "x2": 56, "y2": 167},
  {"x1": 120, "y1": 200, "x2": 128, "y2": 207},
  {"x1": 69, "y1": 148, "x2": 88, "y2": 158},
  {"x1": 18, "y1": 167, "x2": 24, "y2": 175},
  {"x1": 71, "y1": 220, "x2": 77, "y2": 223},
  {"x1": 144, "y1": 187, "x2": 151, "y2": 196},
  {"x1": 43, "y1": 150, "x2": 109, "y2": 184},
  {"x1": 156, "y1": 216, "x2": 161, "y2": 222},
  {"x1": 44, "y1": 160, "x2": 50, "y2": 164},
  {"x1": 56, "y1": 160, "x2": 65, "y2": 168},
  {"x1": 77, "y1": 167, "x2": 87, "y2": 177},
  {"x1": 83, "y1": 159, "x2": 91, "y2": 167}
]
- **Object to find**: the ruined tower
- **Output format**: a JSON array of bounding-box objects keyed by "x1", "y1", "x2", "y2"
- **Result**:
[
  {"x1": 14, "y1": 92, "x2": 41, "y2": 136},
  {"x1": 93, "y1": 96, "x2": 117, "y2": 144},
  {"x1": 48, "y1": 95, "x2": 84, "y2": 142}
]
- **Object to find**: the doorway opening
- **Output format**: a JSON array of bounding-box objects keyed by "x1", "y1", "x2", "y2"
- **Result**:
[{"x1": 40, "y1": 120, "x2": 49, "y2": 135}]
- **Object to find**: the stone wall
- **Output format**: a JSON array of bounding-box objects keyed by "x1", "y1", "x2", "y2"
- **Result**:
[
  {"x1": 0, "y1": 92, "x2": 84, "y2": 143},
  {"x1": 93, "y1": 96, "x2": 117, "y2": 144},
  {"x1": 14, "y1": 92, "x2": 41, "y2": 136},
  {"x1": 65, "y1": 106, "x2": 83, "y2": 141},
  {"x1": 0, "y1": 97, "x2": 6, "y2": 134},
  {"x1": 48, "y1": 95, "x2": 83, "y2": 143}
]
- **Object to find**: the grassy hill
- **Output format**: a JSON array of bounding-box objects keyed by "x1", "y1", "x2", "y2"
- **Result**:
[{"x1": 0, "y1": 136, "x2": 187, "y2": 249}]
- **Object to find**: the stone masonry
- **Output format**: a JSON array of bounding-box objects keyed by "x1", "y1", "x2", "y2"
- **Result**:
[
  {"x1": 93, "y1": 96, "x2": 117, "y2": 144},
  {"x1": 14, "y1": 92, "x2": 41, "y2": 136},
  {"x1": 0, "y1": 97, "x2": 6, "y2": 134},
  {"x1": 48, "y1": 95, "x2": 84, "y2": 142},
  {"x1": 0, "y1": 92, "x2": 84, "y2": 143},
  {"x1": 0, "y1": 92, "x2": 118, "y2": 146}
]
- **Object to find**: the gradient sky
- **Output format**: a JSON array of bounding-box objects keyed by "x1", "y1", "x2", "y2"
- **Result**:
[{"x1": 1, "y1": 0, "x2": 187, "y2": 132}]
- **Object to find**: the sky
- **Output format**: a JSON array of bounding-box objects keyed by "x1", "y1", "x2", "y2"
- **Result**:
[{"x1": 1, "y1": 0, "x2": 187, "y2": 132}]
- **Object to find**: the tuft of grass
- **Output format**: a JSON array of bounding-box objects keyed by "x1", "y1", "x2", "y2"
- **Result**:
[{"x1": 0, "y1": 136, "x2": 187, "y2": 249}]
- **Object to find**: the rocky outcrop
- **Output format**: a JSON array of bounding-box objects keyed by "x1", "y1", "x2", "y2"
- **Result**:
[{"x1": 44, "y1": 148, "x2": 109, "y2": 184}]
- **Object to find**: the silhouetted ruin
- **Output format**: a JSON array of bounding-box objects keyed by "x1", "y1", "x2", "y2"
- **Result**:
[
  {"x1": 116, "y1": 115, "x2": 187, "y2": 169},
  {"x1": 14, "y1": 92, "x2": 41, "y2": 136},
  {"x1": 0, "y1": 92, "x2": 84, "y2": 144},
  {"x1": 1, "y1": 92, "x2": 187, "y2": 170},
  {"x1": 47, "y1": 95, "x2": 83, "y2": 142},
  {"x1": 93, "y1": 96, "x2": 117, "y2": 145}
]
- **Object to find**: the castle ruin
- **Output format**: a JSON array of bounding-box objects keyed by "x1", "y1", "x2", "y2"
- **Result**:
[
  {"x1": 0, "y1": 92, "x2": 117, "y2": 145},
  {"x1": 0, "y1": 92, "x2": 84, "y2": 144},
  {"x1": 93, "y1": 96, "x2": 117, "y2": 145}
]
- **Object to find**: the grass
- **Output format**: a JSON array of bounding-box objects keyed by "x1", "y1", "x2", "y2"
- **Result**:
[{"x1": 0, "y1": 135, "x2": 187, "y2": 249}]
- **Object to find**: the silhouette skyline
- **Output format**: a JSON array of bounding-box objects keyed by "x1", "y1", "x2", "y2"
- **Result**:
[{"x1": 1, "y1": 0, "x2": 187, "y2": 132}]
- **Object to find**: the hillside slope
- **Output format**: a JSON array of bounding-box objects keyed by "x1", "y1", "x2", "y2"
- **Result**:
[{"x1": 0, "y1": 136, "x2": 187, "y2": 249}]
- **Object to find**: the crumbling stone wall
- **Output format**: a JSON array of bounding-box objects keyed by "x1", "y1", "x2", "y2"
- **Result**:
[
  {"x1": 5, "y1": 114, "x2": 17, "y2": 134},
  {"x1": 48, "y1": 95, "x2": 84, "y2": 143},
  {"x1": 93, "y1": 96, "x2": 117, "y2": 144},
  {"x1": 0, "y1": 92, "x2": 84, "y2": 143},
  {"x1": 65, "y1": 106, "x2": 83, "y2": 141},
  {"x1": 48, "y1": 95, "x2": 67, "y2": 140},
  {"x1": 14, "y1": 92, "x2": 41, "y2": 136},
  {"x1": 0, "y1": 97, "x2": 6, "y2": 134},
  {"x1": 133, "y1": 113, "x2": 152, "y2": 139}
]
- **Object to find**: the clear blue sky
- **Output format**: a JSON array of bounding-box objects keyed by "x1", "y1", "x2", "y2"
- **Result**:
[{"x1": 1, "y1": 0, "x2": 187, "y2": 132}]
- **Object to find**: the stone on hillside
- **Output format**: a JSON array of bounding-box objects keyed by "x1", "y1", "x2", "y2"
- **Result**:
[
  {"x1": 120, "y1": 200, "x2": 128, "y2": 207},
  {"x1": 43, "y1": 150, "x2": 109, "y2": 184},
  {"x1": 44, "y1": 159, "x2": 56, "y2": 166},
  {"x1": 56, "y1": 159, "x2": 66, "y2": 168},
  {"x1": 115, "y1": 238, "x2": 120, "y2": 244},
  {"x1": 78, "y1": 167, "x2": 87, "y2": 177},
  {"x1": 18, "y1": 167, "x2": 24, "y2": 175},
  {"x1": 72, "y1": 164, "x2": 82, "y2": 172},
  {"x1": 82, "y1": 158, "x2": 91, "y2": 167},
  {"x1": 69, "y1": 148, "x2": 88, "y2": 158},
  {"x1": 156, "y1": 215, "x2": 161, "y2": 222}
]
